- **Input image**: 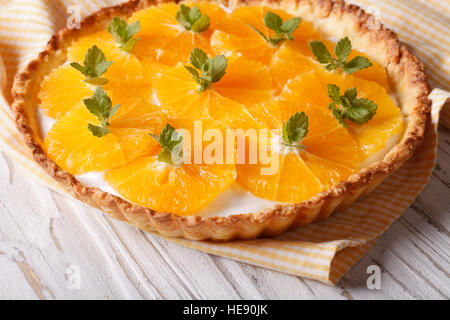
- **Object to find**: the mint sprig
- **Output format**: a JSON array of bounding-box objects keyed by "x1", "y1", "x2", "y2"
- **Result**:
[
  {"x1": 176, "y1": 4, "x2": 210, "y2": 33},
  {"x1": 184, "y1": 48, "x2": 227, "y2": 92},
  {"x1": 107, "y1": 17, "x2": 140, "y2": 52},
  {"x1": 248, "y1": 12, "x2": 301, "y2": 46},
  {"x1": 70, "y1": 45, "x2": 112, "y2": 85},
  {"x1": 309, "y1": 37, "x2": 372, "y2": 73},
  {"x1": 327, "y1": 84, "x2": 377, "y2": 127},
  {"x1": 282, "y1": 112, "x2": 309, "y2": 148},
  {"x1": 84, "y1": 87, "x2": 120, "y2": 137},
  {"x1": 150, "y1": 124, "x2": 184, "y2": 165}
]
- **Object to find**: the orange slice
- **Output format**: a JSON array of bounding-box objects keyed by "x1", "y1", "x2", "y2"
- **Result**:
[
  {"x1": 236, "y1": 99, "x2": 360, "y2": 203},
  {"x1": 105, "y1": 157, "x2": 235, "y2": 215},
  {"x1": 44, "y1": 99, "x2": 166, "y2": 174},
  {"x1": 38, "y1": 64, "x2": 94, "y2": 119},
  {"x1": 281, "y1": 70, "x2": 403, "y2": 161},
  {"x1": 128, "y1": 2, "x2": 221, "y2": 65},
  {"x1": 318, "y1": 39, "x2": 389, "y2": 89},
  {"x1": 211, "y1": 6, "x2": 322, "y2": 65},
  {"x1": 270, "y1": 43, "x2": 319, "y2": 92},
  {"x1": 68, "y1": 31, "x2": 143, "y2": 86},
  {"x1": 153, "y1": 56, "x2": 272, "y2": 129}
]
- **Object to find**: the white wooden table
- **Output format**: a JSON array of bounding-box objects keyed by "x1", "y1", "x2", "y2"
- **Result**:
[{"x1": 0, "y1": 125, "x2": 448, "y2": 300}]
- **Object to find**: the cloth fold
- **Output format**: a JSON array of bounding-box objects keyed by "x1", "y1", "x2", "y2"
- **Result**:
[{"x1": 0, "y1": 0, "x2": 448, "y2": 285}]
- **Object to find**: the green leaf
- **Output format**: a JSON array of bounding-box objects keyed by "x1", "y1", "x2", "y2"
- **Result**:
[
  {"x1": 280, "y1": 17, "x2": 301, "y2": 36},
  {"x1": 282, "y1": 112, "x2": 309, "y2": 147},
  {"x1": 327, "y1": 84, "x2": 377, "y2": 126},
  {"x1": 176, "y1": 4, "x2": 192, "y2": 29},
  {"x1": 309, "y1": 41, "x2": 332, "y2": 64},
  {"x1": 310, "y1": 37, "x2": 373, "y2": 74},
  {"x1": 88, "y1": 124, "x2": 110, "y2": 137},
  {"x1": 209, "y1": 55, "x2": 227, "y2": 82},
  {"x1": 328, "y1": 103, "x2": 347, "y2": 127},
  {"x1": 327, "y1": 84, "x2": 341, "y2": 104},
  {"x1": 70, "y1": 45, "x2": 112, "y2": 84},
  {"x1": 249, "y1": 12, "x2": 301, "y2": 46},
  {"x1": 188, "y1": 6, "x2": 202, "y2": 23},
  {"x1": 191, "y1": 14, "x2": 210, "y2": 33},
  {"x1": 150, "y1": 124, "x2": 184, "y2": 165},
  {"x1": 190, "y1": 48, "x2": 209, "y2": 69},
  {"x1": 185, "y1": 48, "x2": 228, "y2": 92},
  {"x1": 108, "y1": 17, "x2": 140, "y2": 52},
  {"x1": 264, "y1": 12, "x2": 283, "y2": 31},
  {"x1": 334, "y1": 37, "x2": 352, "y2": 63},
  {"x1": 175, "y1": 4, "x2": 210, "y2": 33},
  {"x1": 348, "y1": 98, "x2": 377, "y2": 123},
  {"x1": 344, "y1": 87, "x2": 357, "y2": 103},
  {"x1": 342, "y1": 56, "x2": 372, "y2": 74},
  {"x1": 83, "y1": 88, "x2": 120, "y2": 137}
]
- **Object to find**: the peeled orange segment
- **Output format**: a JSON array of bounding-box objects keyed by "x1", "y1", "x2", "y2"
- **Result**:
[
  {"x1": 67, "y1": 31, "x2": 144, "y2": 85},
  {"x1": 44, "y1": 104, "x2": 159, "y2": 175},
  {"x1": 140, "y1": 58, "x2": 169, "y2": 86},
  {"x1": 281, "y1": 69, "x2": 403, "y2": 162},
  {"x1": 236, "y1": 152, "x2": 324, "y2": 203},
  {"x1": 38, "y1": 64, "x2": 94, "y2": 119},
  {"x1": 128, "y1": 2, "x2": 214, "y2": 65},
  {"x1": 348, "y1": 117, "x2": 404, "y2": 162},
  {"x1": 275, "y1": 153, "x2": 324, "y2": 202},
  {"x1": 153, "y1": 63, "x2": 260, "y2": 129},
  {"x1": 211, "y1": 29, "x2": 275, "y2": 65},
  {"x1": 270, "y1": 43, "x2": 320, "y2": 92},
  {"x1": 112, "y1": 128, "x2": 159, "y2": 162},
  {"x1": 218, "y1": 56, "x2": 272, "y2": 90},
  {"x1": 213, "y1": 56, "x2": 273, "y2": 105},
  {"x1": 109, "y1": 93, "x2": 167, "y2": 131},
  {"x1": 300, "y1": 152, "x2": 355, "y2": 189},
  {"x1": 104, "y1": 157, "x2": 236, "y2": 215}
]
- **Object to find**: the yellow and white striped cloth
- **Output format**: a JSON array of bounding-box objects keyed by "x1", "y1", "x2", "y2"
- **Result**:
[{"x1": 0, "y1": 0, "x2": 448, "y2": 285}]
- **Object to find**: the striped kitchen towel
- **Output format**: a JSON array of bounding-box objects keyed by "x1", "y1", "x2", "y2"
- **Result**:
[{"x1": 0, "y1": 0, "x2": 448, "y2": 285}]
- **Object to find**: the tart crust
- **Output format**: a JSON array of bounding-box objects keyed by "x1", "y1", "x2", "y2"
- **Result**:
[{"x1": 11, "y1": 0, "x2": 431, "y2": 241}]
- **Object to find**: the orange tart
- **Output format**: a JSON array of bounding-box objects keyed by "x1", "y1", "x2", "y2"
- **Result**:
[{"x1": 12, "y1": 0, "x2": 430, "y2": 241}]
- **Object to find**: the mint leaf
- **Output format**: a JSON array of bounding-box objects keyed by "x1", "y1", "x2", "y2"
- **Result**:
[
  {"x1": 348, "y1": 98, "x2": 377, "y2": 123},
  {"x1": 282, "y1": 112, "x2": 309, "y2": 147},
  {"x1": 264, "y1": 12, "x2": 283, "y2": 31},
  {"x1": 87, "y1": 124, "x2": 110, "y2": 137},
  {"x1": 334, "y1": 37, "x2": 352, "y2": 62},
  {"x1": 70, "y1": 45, "x2": 112, "y2": 84},
  {"x1": 84, "y1": 87, "x2": 120, "y2": 137},
  {"x1": 310, "y1": 37, "x2": 372, "y2": 74},
  {"x1": 185, "y1": 48, "x2": 227, "y2": 92},
  {"x1": 327, "y1": 84, "x2": 341, "y2": 104},
  {"x1": 280, "y1": 17, "x2": 301, "y2": 39},
  {"x1": 191, "y1": 14, "x2": 210, "y2": 33},
  {"x1": 190, "y1": 48, "x2": 208, "y2": 69},
  {"x1": 150, "y1": 124, "x2": 184, "y2": 165},
  {"x1": 309, "y1": 41, "x2": 332, "y2": 64},
  {"x1": 327, "y1": 84, "x2": 377, "y2": 127},
  {"x1": 249, "y1": 11, "x2": 301, "y2": 46},
  {"x1": 344, "y1": 87, "x2": 357, "y2": 102},
  {"x1": 108, "y1": 17, "x2": 140, "y2": 52},
  {"x1": 342, "y1": 56, "x2": 372, "y2": 74},
  {"x1": 176, "y1": 4, "x2": 210, "y2": 33}
]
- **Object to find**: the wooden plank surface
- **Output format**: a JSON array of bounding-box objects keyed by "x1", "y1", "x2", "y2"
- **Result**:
[{"x1": 0, "y1": 125, "x2": 448, "y2": 300}]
